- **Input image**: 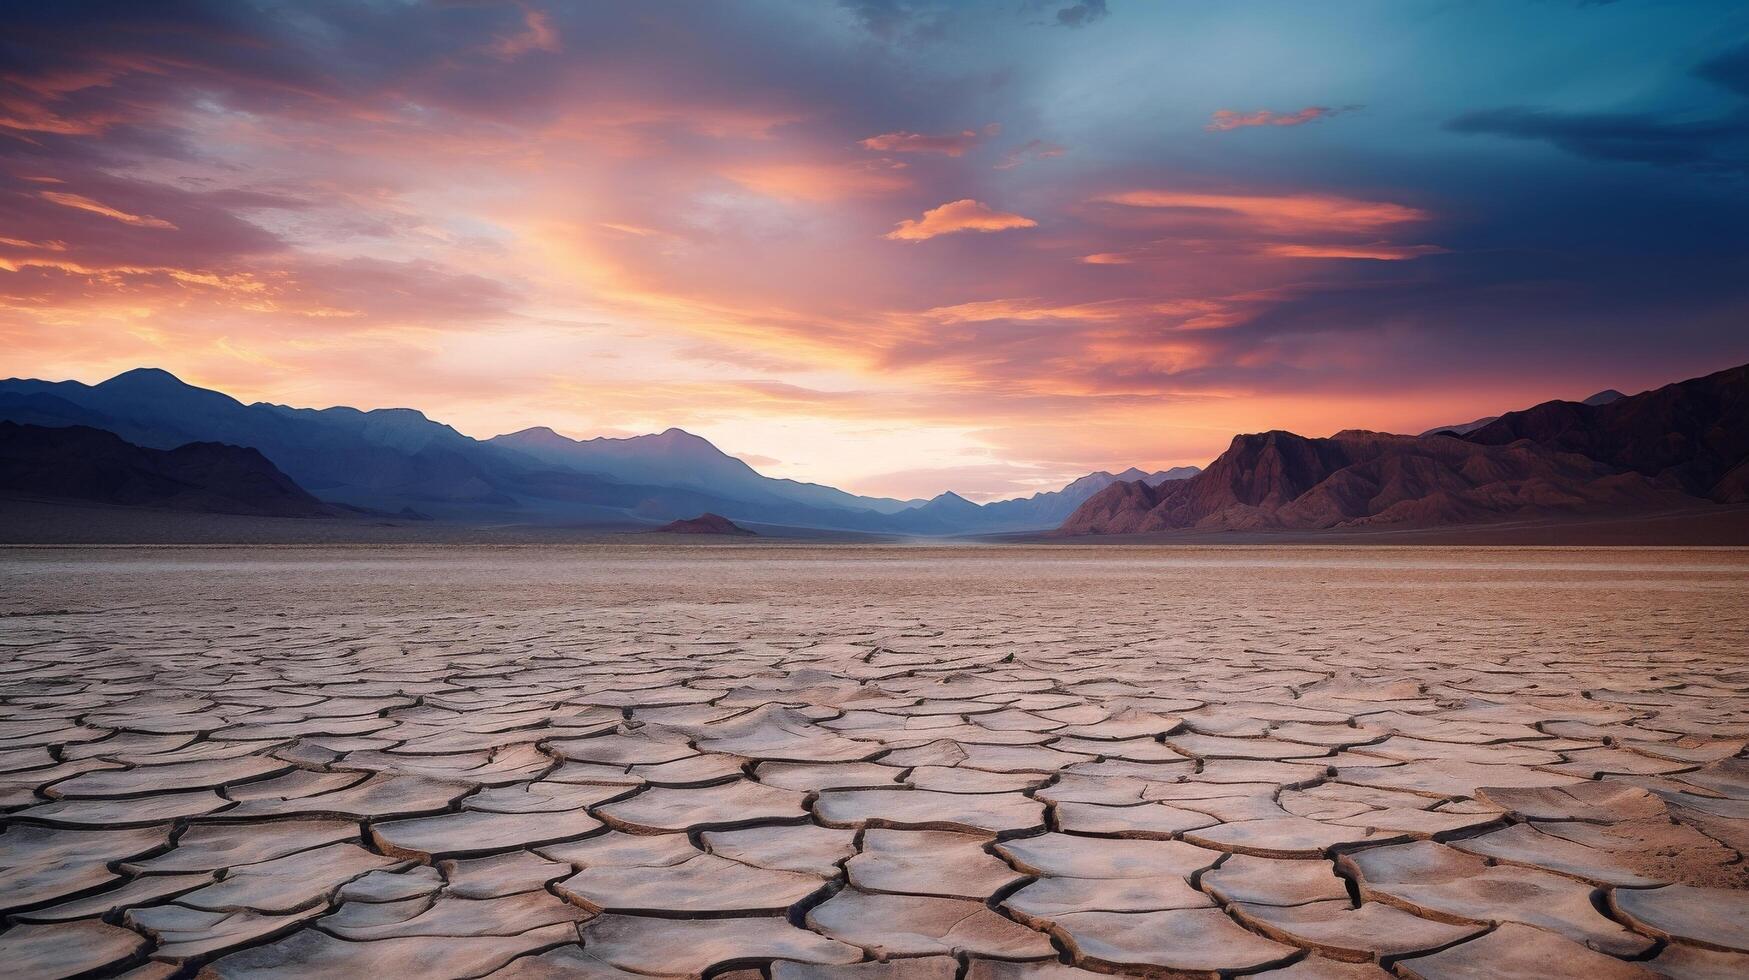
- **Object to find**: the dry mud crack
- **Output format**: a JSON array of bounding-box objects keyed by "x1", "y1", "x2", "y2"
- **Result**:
[{"x1": 0, "y1": 544, "x2": 1746, "y2": 978}]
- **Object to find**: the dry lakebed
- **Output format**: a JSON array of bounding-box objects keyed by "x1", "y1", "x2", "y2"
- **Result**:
[{"x1": 0, "y1": 543, "x2": 1745, "y2": 978}]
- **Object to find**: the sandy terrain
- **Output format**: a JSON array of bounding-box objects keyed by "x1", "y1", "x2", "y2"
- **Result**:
[{"x1": 1, "y1": 544, "x2": 1746, "y2": 978}]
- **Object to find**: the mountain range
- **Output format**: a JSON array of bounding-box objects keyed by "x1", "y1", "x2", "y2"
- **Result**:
[
  {"x1": 1059, "y1": 363, "x2": 1747, "y2": 536},
  {"x1": 0, "y1": 368, "x2": 1197, "y2": 535},
  {"x1": 8, "y1": 362, "x2": 1741, "y2": 539}
]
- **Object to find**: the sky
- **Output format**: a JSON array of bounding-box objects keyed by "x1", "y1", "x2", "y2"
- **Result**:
[{"x1": 2, "y1": 0, "x2": 1747, "y2": 501}]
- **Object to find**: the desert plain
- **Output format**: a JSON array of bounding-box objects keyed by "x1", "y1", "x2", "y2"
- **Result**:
[{"x1": 1, "y1": 543, "x2": 1746, "y2": 979}]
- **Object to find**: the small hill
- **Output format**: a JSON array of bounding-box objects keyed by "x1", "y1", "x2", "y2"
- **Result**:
[
  {"x1": 0, "y1": 422, "x2": 333, "y2": 517},
  {"x1": 654, "y1": 513, "x2": 756, "y2": 535}
]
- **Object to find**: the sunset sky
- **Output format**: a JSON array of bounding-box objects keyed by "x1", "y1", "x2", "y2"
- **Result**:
[{"x1": 4, "y1": 1, "x2": 1747, "y2": 500}]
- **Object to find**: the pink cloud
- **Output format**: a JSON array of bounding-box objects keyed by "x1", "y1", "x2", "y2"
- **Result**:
[
  {"x1": 995, "y1": 139, "x2": 1068, "y2": 170},
  {"x1": 1263, "y1": 242, "x2": 1449, "y2": 261},
  {"x1": 40, "y1": 191, "x2": 177, "y2": 229},
  {"x1": 885, "y1": 199, "x2": 1038, "y2": 241},
  {"x1": 489, "y1": 9, "x2": 561, "y2": 59},
  {"x1": 1206, "y1": 106, "x2": 1352, "y2": 132},
  {"x1": 1095, "y1": 190, "x2": 1426, "y2": 234},
  {"x1": 859, "y1": 123, "x2": 999, "y2": 156}
]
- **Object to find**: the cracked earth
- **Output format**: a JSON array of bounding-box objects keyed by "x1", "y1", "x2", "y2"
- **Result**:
[{"x1": 1, "y1": 544, "x2": 1746, "y2": 979}]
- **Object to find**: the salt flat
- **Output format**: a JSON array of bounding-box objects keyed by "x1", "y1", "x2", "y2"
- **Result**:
[{"x1": 1, "y1": 544, "x2": 1746, "y2": 978}]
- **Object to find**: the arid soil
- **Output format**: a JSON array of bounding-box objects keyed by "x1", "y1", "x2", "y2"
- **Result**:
[{"x1": 1, "y1": 545, "x2": 1746, "y2": 978}]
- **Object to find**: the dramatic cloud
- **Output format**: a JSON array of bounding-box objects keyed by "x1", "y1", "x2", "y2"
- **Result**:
[
  {"x1": 884, "y1": 199, "x2": 1038, "y2": 241},
  {"x1": 860, "y1": 124, "x2": 998, "y2": 156},
  {"x1": 1206, "y1": 106, "x2": 1352, "y2": 132},
  {"x1": 1, "y1": 1, "x2": 1744, "y2": 495}
]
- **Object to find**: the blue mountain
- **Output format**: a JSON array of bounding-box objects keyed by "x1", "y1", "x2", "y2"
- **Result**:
[{"x1": 0, "y1": 368, "x2": 1199, "y2": 533}]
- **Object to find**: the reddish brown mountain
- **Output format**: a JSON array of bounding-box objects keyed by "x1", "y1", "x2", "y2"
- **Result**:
[
  {"x1": 1058, "y1": 362, "x2": 1747, "y2": 535},
  {"x1": 1465, "y1": 363, "x2": 1748, "y2": 503},
  {"x1": 654, "y1": 513, "x2": 756, "y2": 535}
]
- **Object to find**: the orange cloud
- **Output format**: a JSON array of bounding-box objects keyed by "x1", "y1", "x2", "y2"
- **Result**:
[
  {"x1": 39, "y1": 191, "x2": 177, "y2": 229},
  {"x1": 0, "y1": 236, "x2": 66, "y2": 251},
  {"x1": 919, "y1": 297, "x2": 1228, "y2": 325},
  {"x1": 885, "y1": 199, "x2": 1037, "y2": 241},
  {"x1": 1206, "y1": 106, "x2": 1344, "y2": 131},
  {"x1": 922, "y1": 298, "x2": 1135, "y2": 323},
  {"x1": 1095, "y1": 190, "x2": 1425, "y2": 233},
  {"x1": 1263, "y1": 242, "x2": 1449, "y2": 260},
  {"x1": 859, "y1": 124, "x2": 998, "y2": 156}
]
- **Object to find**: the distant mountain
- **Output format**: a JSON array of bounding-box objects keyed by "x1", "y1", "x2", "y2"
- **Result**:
[
  {"x1": 0, "y1": 422, "x2": 331, "y2": 517},
  {"x1": 0, "y1": 367, "x2": 1201, "y2": 534},
  {"x1": 1417, "y1": 415, "x2": 1498, "y2": 438},
  {"x1": 0, "y1": 368, "x2": 905, "y2": 527},
  {"x1": 490, "y1": 425, "x2": 915, "y2": 514},
  {"x1": 969, "y1": 465, "x2": 1200, "y2": 531},
  {"x1": 1419, "y1": 388, "x2": 1625, "y2": 437},
  {"x1": 655, "y1": 513, "x2": 755, "y2": 535},
  {"x1": 1060, "y1": 364, "x2": 1746, "y2": 535}
]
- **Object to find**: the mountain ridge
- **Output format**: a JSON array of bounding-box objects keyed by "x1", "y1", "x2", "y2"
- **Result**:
[
  {"x1": 1058, "y1": 364, "x2": 1746, "y2": 536},
  {"x1": 1417, "y1": 388, "x2": 1626, "y2": 437}
]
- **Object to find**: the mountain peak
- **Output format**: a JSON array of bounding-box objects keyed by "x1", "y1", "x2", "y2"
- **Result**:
[
  {"x1": 1582, "y1": 389, "x2": 1626, "y2": 406},
  {"x1": 1060, "y1": 471, "x2": 1115, "y2": 493},
  {"x1": 100, "y1": 367, "x2": 190, "y2": 389},
  {"x1": 652, "y1": 427, "x2": 714, "y2": 446},
  {"x1": 494, "y1": 425, "x2": 581, "y2": 449},
  {"x1": 920, "y1": 489, "x2": 984, "y2": 515},
  {"x1": 368, "y1": 407, "x2": 432, "y2": 423},
  {"x1": 92, "y1": 366, "x2": 244, "y2": 410}
]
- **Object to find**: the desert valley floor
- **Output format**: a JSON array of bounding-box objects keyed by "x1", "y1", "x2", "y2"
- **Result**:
[{"x1": 1, "y1": 543, "x2": 1746, "y2": 979}]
